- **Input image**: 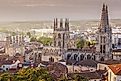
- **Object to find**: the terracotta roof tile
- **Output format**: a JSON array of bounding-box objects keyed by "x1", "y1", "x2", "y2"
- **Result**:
[{"x1": 109, "y1": 64, "x2": 121, "y2": 75}]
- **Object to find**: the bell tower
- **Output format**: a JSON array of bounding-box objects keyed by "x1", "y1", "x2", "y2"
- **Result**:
[
  {"x1": 53, "y1": 18, "x2": 70, "y2": 49},
  {"x1": 97, "y1": 4, "x2": 112, "y2": 60}
]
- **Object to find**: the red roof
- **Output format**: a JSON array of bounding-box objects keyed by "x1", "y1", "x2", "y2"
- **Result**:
[{"x1": 109, "y1": 64, "x2": 121, "y2": 75}]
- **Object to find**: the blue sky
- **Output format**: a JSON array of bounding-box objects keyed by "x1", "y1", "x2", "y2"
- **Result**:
[{"x1": 0, "y1": 0, "x2": 120, "y2": 21}]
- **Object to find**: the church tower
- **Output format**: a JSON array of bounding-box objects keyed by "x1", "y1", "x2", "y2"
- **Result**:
[
  {"x1": 53, "y1": 18, "x2": 70, "y2": 49},
  {"x1": 97, "y1": 4, "x2": 112, "y2": 60}
]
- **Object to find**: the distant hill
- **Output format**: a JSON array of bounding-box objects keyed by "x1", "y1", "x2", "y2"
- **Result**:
[{"x1": 0, "y1": 19, "x2": 121, "y2": 33}]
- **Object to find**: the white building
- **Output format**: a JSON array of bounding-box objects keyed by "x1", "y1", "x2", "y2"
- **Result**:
[{"x1": 30, "y1": 29, "x2": 53, "y2": 38}]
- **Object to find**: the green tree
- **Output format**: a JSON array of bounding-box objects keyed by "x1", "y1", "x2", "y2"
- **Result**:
[
  {"x1": 0, "y1": 68, "x2": 54, "y2": 81},
  {"x1": 30, "y1": 37, "x2": 37, "y2": 42},
  {"x1": 76, "y1": 38, "x2": 86, "y2": 49},
  {"x1": 90, "y1": 40, "x2": 96, "y2": 45},
  {"x1": 85, "y1": 41, "x2": 91, "y2": 47},
  {"x1": 37, "y1": 37, "x2": 53, "y2": 46},
  {"x1": 73, "y1": 74, "x2": 88, "y2": 81},
  {"x1": 0, "y1": 73, "x2": 13, "y2": 81},
  {"x1": 26, "y1": 32, "x2": 31, "y2": 38},
  {"x1": 11, "y1": 32, "x2": 16, "y2": 36}
]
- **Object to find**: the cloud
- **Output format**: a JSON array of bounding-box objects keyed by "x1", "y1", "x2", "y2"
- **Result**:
[{"x1": 23, "y1": 4, "x2": 56, "y2": 7}]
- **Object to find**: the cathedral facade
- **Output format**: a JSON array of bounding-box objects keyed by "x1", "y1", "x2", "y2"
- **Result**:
[{"x1": 41, "y1": 18, "x2": 70, "y2": 62}]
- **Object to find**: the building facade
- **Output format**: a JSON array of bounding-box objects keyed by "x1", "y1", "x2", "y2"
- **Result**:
[{"x1": 41, "y1": 18, "x2": 70, "y2": 62}]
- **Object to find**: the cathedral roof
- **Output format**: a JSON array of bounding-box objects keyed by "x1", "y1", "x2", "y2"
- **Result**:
[
  {"x1": 76, "y1": 59, "x2": 98, "y2": 67},
  {"x1": 59, "y1": 59, "x2": 66, "y2": 62}
]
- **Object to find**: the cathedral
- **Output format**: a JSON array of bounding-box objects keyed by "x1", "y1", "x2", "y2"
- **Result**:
[
  {"x1": 42, "y1": 4, "x2": 113, "y2": 62},
  {"x1": 64, "y1": 4, "x2": 112, "y2": 61}
]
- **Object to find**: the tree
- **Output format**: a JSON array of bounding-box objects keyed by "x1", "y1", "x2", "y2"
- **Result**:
[
  {"x1": 37, "y1": 37, "x2": 53, "y2": 46},
  {"x1": 73, "y1": 74, "x2": 88, "y2": 81},
  {"x1": 90, "y1": 40, "x2": 96, "y2": 46},
  {"x1": 85, "y1": 41, "x2": 91, "y2": 47},
  {"x1": 0, "y1": 68, "x2": 54, "y2": 81},
  {"x1": 26, "y1": 32, "x2": 31, "y2": 38},
  {"x1": 11, "y1": 32, "x2": 16, "y2": 36},
  {"x1": 0, "y1": 73, "x2": 13, "y2": 81},
  {"x1": 30, "y1": 37, "x2": 37, "y2": 42},
  {"x1": 76, "y1": 38, "x2": 86, "y2": 49}
]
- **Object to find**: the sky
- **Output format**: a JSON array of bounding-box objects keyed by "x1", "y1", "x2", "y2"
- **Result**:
[{"x1": 0, "y1": 0, "x2": 121, "y2": 22}]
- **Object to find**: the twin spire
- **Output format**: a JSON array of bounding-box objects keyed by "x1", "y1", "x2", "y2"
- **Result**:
[
  {"x1": 54, "y1": 18, "x2": 69, "y2": 31},
  {"x1": 100, "y1": 3, "x2": 109, "y2": 27}
]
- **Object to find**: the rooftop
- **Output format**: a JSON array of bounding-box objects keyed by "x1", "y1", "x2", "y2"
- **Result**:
[
  {"x1": 68, "y1": 70, "x2": 106, "y2": 80},
  {"x1": 109, "y1": 64, "x2": 121, "y2": 75},
  {"x1": 76, "y1": 59, "x2": 98, "y2": 67}
]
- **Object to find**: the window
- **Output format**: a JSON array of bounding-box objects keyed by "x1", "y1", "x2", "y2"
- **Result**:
[
  {"x1": 54, "y1": 41, "x2": 56, "y2": 46},
  {"x1": 58, "y1": 33, "x2": 61, "y2": 39},
  {"x1": 6, "y1": 68, "x2": 8, "y2": 71},
  {"x1": 58, "y1": 41, "x2": 61, "y2": 47},
  {"x1": 101, "y1": 36, "x2": 102, "y2": 43},
  {"x1": 104, "y1": 67, "x2": 107, "y2": 70},
  {"x1": 103, "y1": 37, "x2": 106, "y2": 43}
]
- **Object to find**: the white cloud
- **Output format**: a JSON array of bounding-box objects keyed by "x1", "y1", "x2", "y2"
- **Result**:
[{"x1": 23, "y1": 4, "x2": 56, "y2": 7}]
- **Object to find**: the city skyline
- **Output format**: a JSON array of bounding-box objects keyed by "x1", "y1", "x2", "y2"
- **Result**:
[{"x1": 0, "y1": 0, "x2": 121, "y2": 22}]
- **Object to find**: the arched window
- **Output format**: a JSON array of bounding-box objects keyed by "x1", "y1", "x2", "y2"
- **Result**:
[
  {"x1": 87, "y1": 54, "x2": 91, "y2": 59},
  {"x1": 93, "y1": 55, "x2": 96, "y2": 60},
  {"x1": 54, "y1": 41, "x2": 56, "y2": 46},
  {"x1": 58, "y1": 33, "x2": 61, "y2": 39},
  {"x1": 100, "y1": 57, "x2": 104, "y2": 61},
  {"x1": 67, "y1": 54, "x2": 71, "y2": 60},
  {"x1": 58, "y1": 41, "x2": 61, "y2": 47},
  {"x1": 80, "y1": 54, "x2": 84, "y2": 60},
  {"x1": 74, "y1": 54, "x2": 78, "y2": 60}
]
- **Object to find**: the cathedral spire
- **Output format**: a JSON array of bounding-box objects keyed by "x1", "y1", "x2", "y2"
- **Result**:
[
  {"x1": 105, "y1": 5, "x2": 109, "y2": 26},
  {"x1": 100, "y1": 3, "x2": 106, "y2": 27},
  {"x1": 100, "y1": 3, "x2": 109, "y2": 31},
  {"x1": 103, "y1": 3, "x2": 105, "y2": 11}
]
